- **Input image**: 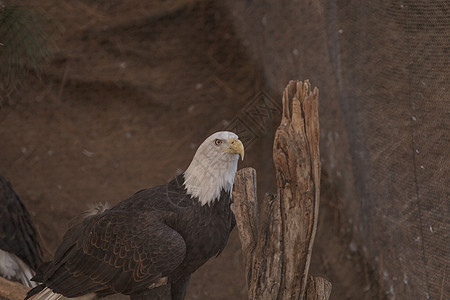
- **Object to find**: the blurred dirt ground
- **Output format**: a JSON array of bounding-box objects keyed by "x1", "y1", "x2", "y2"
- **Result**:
[{"x1": 0, "y1": 0, "x2": 380, "y2": 299}]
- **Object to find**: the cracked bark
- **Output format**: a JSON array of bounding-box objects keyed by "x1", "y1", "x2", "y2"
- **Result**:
[{"x1": 232, "y1": 80, "x2": 331, "y2": 300}]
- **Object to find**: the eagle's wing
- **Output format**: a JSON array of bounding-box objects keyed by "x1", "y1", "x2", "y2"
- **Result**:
[
  {"x1": 42, "y1": 210, "x2": 186, "y2": 297},
  {"x1": 0, "y1": 175, "x2": 43, "y2": 272}
]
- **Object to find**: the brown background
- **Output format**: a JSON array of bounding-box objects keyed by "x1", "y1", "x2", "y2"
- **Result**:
[{"x1": 1, "y1": 1, "x2": 448, "y2": 299}]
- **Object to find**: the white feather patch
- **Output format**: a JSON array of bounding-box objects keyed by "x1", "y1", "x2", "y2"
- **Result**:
[
  {"x1": 0, "y1": 249, "x2": 36, "y2": 287},
  {"x1": 84, "y1": 202, "x2": 110, "y2": 217}
]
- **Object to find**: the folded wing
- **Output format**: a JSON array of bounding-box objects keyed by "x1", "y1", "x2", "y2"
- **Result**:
[
  {"x1": 0, "y1": 175, "x2": 43, "y2": 287},
  {"x1": 40, "y1": 210, "x2": 185, "y2": 297}
]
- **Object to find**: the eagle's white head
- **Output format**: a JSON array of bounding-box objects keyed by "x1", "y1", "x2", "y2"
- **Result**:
[{"x1": 183, "y1": 131, "x2": 244, "y2": 206}]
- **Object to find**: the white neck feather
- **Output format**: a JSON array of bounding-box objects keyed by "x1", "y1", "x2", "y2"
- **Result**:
[
  {"x1": 183, "y1": 157, "x2": 238, "y2": 206},
  {"x1": 183, "y1": 148, "x2": 239, "y2": 206}
]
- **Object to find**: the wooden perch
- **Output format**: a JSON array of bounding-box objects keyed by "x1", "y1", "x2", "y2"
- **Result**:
[
  {"x1": 0, "y1": 277, "x2": 28, "y2": 300},
  {"x1": 232, "y1": 80, "x2": 331, "y2": 300}
]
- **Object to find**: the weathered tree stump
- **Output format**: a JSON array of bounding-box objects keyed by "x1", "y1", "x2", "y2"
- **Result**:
[{"x1": 232, "y1": 80, "x2": 331, "y2": 300}]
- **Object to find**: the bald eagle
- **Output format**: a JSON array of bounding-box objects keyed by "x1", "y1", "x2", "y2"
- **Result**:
[
  {"x1": 0, "y1": 174, "x2": 43, "y2": 287},
  {"x1": 26, "y1": 131, "x2": 244, "y2": 300}
]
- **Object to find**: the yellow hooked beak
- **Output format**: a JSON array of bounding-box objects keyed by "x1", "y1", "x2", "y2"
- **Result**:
[{"x1": 228, "y1": 138, "x2": 245, "y2": 161}]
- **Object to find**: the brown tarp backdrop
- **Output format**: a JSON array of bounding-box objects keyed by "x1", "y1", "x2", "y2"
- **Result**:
[
  {"x1": 0, "y1": 1, "x2": 448, "y2": 299},
  {"x1": 225, "y1": 1, "x2": 449, "y2": 299}
]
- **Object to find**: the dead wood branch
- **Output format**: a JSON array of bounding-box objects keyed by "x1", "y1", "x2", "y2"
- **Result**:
[{"x1": 232, "y1": 80, "x2": 331, "y2": 300}]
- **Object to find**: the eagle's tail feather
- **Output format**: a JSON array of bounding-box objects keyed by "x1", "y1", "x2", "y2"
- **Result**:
[
  {"x1": 0, "y1": 249, "x2": 37, "y2": 288},
  {"x1": 25, "y1": 286, "x2": 62, "y2": 300},
  {"x1": 14, "y1": 256, "x2": 37, "y2": 288}
]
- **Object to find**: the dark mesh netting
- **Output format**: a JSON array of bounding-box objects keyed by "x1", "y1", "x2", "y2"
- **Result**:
[{"x1": 226, "y1": 1, "x2": 449, "y2": 299}]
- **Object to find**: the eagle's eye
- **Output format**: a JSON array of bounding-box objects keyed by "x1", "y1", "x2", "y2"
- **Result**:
[{"x1": 214, "y1": 139, "x2": 222, "y2": 146}]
